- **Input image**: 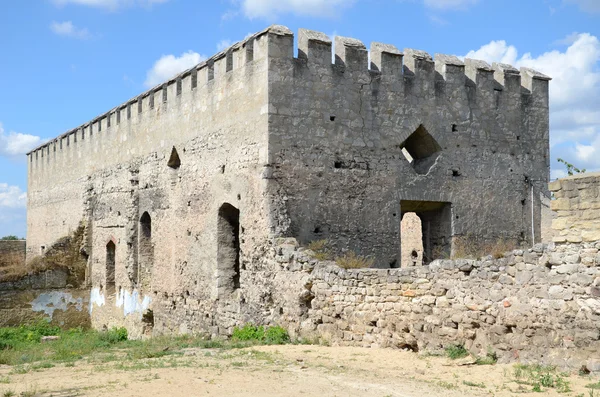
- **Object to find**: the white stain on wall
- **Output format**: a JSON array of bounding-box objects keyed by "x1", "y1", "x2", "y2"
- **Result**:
[
  {"x1": 88, "y1": 287, "x2": 106, "y2": 314},
  {"x1": 30, "y1": 291, "x2": 83, "y2": 319},
  {"x1": 116, "y1": 288, "x2": 152, "y2": 317}
]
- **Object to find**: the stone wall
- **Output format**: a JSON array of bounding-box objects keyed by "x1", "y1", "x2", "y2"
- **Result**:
[
  {"x1": 550, "y1": 172, "x2": 600, "y2": 243},
  {"x1": 0, "y1": 240, "x2": 26, "y2": 268},
  {"x1": 267, "y1": 28, "x2": 550, "y2": 266},
  {"x1": 26, "y1": 25, "x2": 556, "y2": 358},
  {"x1": 0, "y1": 269, "x2": 90, "y2": 328},
  {"x1": 279, "y1": 239, "x2": 600, "y2": 371}
]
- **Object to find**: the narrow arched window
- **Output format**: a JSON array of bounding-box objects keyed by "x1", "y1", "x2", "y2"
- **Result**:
[
  {"x1": 106, "y1": 241, "x2": 116, "y2": 295},
  {"x1": 217, "y1": 203, "x2": 240, "y2": 295},
  {"x1": 138, "y1": 212, "x2": 153, "y2": 289}
]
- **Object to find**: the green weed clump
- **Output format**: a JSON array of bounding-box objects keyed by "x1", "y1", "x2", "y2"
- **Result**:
[
  {"x1": 445, "y1": 344, "x2": 469, "y2": 360},
  {"x1": 513, "y1": 363, "x2": 571, "y2": 393},
  {"x1": 475, "y1": 349, "x2": 498, "y2": 365},
  {"x1": 231, "y1": 324, "x2": 290, "y2": 345},
  {"x1": 99, "y1": 327, "x2": 128, "y2": 345}
]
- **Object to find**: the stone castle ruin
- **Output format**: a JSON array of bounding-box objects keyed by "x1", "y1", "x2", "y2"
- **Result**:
[{"x1": 22, "y1": 26, "x2": 599, "y2": 369}]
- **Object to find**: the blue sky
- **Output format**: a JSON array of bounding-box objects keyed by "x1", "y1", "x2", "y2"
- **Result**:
[{"x1": 0, "y1": 0, "x2": 599, "y2": 238}]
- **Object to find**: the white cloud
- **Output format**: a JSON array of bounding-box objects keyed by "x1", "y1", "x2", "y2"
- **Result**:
[
  {"x1": 144, "y1": 51, "x2": 205, "y2": 88},
  {"x1": 239, "y1": 0, "x2": 355, "y2": 19},
  {"x1": 217, "y1": 39, "x2": 233, "y2": 52},
  {"x1": 464, "y1": 33, "x2": 600, "y2": 173},
  {"x1": 423, "y1": 0, "x2": 478, "y2": 10},
  {"x1": 52, "y1": 0, "x2": 169, "y2": 10},
  {"x1": 0, "y1": 123, "x2": 47, "y2": 159},
  {"x1": 0, "y1": 184, "x2": 26, "y2": 209},
  {"x1": 566, "y1": 0, "x2": 600, "y2": 13},
  {"x1": 50, "y1": 21, "x2": 90, "y2": 39},
  {"x1": 464, "y1": 40, "x2": 519, "y2": 65}
]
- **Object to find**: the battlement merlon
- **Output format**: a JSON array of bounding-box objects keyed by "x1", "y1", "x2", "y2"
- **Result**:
[{"x1": 26, "y1": 25, "x2": 551, "y2": 159}]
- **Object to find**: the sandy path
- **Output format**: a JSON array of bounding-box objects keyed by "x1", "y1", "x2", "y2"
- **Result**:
[{"x1": 7, "y1": 345, "x2": 599, "y2": 396}]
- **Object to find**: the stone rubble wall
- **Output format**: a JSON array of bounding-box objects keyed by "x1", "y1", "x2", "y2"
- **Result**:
[
  {"x1": 273, "y1": 239, "x2": 600, "y2": 371},
  {"x1": 0, "y1": 269, "x2": 90, "y2": 328},
  {"x1": 0, "y1": 240, "x2": 26, "y2": 268},
  {"x1": 550, "y1": 171, "x2": 600, "y2": 243}
]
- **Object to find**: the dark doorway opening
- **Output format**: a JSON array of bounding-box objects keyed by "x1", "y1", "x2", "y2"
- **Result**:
[{"x1": 400, "y1": 200, "x2": 452, "y2": 265}]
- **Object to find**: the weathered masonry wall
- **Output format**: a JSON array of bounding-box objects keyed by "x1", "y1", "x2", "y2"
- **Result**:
[
  {"x1": 0, "y1": 269, "x2": 90, "y2": 328},
  {"x1": 26, "y1": 27, "x2": 275, "y2": 260},
  {"x1": 550, "y1": 171, "x2": 600, "y2": 243},
  {"x1": 266, "y1": 29, "x2": 550, "y2": 266},
  {"x1": 0, "y1": 240, "x2": 26, "y2": 268},
  {"x1": 27, "y1": 27, "x2": 288, "y2": 337},
  {"x1": 26, "y1": 25, "x2": 553, "y2": 350}
]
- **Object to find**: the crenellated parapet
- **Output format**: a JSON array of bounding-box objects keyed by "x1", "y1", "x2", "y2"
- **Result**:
[
  {"x1": 27, "y1": 25, "x2": 551, "y2": 172},
  {"x1": 26, "y1": 25, "x2": 295, "y2": 170}
]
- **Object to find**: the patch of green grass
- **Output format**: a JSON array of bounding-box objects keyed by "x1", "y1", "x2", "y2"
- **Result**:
[
  {"x1": 31, "y1": 362, "x2": 55, "y2": 371},
  {"x1": 0, "y1": 377, "x2": 9, "y2": 385},
  {"x1": 2, "y1": 390, "x2": 15, "y2": 397},
  {"x1": 512, "y1": 364, "x2": 571, "y2": 393},
  {"x1": 0, "y1": 324, "x2": 129, "y2": 366},
  {"x1": 8, "y1": 366, "x2": 28, "y2": 375},
  {"x1": 0, "y1": 321, "x2": 60, "y2": 350},
  {"x1": 0, "y1": 322, "x2": 290, "y2": 374},
  {"x1": 586, "y1": 381, "x2": 600, "y2": 390},
  {"x1": 463, "y1": 380, "x2": 486, "y2": 388},
  {"x1": 436, "y1": 380, "x2": 457, "y2": 390},
  {"x1": 232, "y1": 324, "x2": 289, "y2": 345},
  {"x1": 445, "y1": 345, "x2": 469, "y2": 360}
]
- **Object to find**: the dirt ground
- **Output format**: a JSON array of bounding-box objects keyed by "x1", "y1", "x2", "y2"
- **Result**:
[{"x1": 6, "y1": 345, "x2": 600, "y2": 397}]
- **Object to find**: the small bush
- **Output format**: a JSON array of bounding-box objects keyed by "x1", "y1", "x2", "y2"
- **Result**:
[
  {"x1": 264, "y1": 326, "x2": 290, "y2": 345},
  {"x1": 445, "y1": 344, "x2": 469, "y2": 360},
  {"x1": 99, "y1": 327, "x2": 128, "y2": 345},
  {"x1": 335, "y1": 251, "x2": 374, "y2": 269},
  {"x1": 232, "y1": 324, "x2": 265, "y2": 341},
  {"x1": 231, "y1": 324, "x2": 289, "y2": 345}
]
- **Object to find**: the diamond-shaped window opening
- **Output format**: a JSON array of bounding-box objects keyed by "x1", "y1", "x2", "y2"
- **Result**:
[
  {"x1": 167, "y1": 146, "x2": 181, "y2": 169},
  {"x1": 400, "y1": 125, "x2": 442, "y2": 175}
]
